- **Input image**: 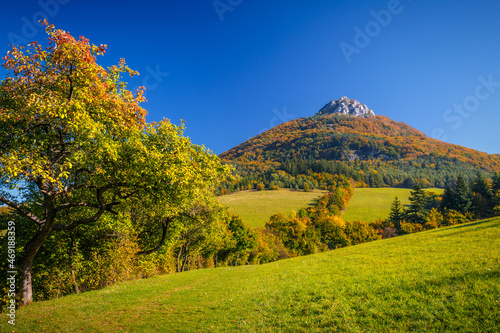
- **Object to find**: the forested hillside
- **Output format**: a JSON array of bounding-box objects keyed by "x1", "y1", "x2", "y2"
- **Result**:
[{"x1": 219, "y1": 102, "x2": 500, "y2": 192}]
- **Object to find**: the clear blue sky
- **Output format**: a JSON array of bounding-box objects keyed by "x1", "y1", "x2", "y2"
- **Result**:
[{"x1": 2, "y1": 0, "x2": 500, "y2": 155}]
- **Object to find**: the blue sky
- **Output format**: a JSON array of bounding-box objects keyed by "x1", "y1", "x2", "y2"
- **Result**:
[{"x1": 2, "y1": 0, "x2": 500, "y2": 155}]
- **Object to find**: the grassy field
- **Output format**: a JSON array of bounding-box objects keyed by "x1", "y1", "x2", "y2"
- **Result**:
[
  {"x1": 218, "y1": 189, "x2": 327, "y2": 227},
  {"x1": 8, "y1": 217, "x2": 500, "y2": 332},
  {"x1": 219, "y1": 188, "x2": 445, "y2": 227},
  {"x1": 342, "y1": 187, "x2": 444, "y2": 222}
]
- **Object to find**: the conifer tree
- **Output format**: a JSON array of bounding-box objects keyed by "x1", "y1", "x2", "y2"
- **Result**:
[
  {"x1": 406, "y1": 184, "x2": 427, "y2": 224},
  {"x1": 471, "y1": 172, "x2": 493, "y2": 198},
  {"x1": 492, "y1": 172, "x2": 500, "y2": 216},
  {"x1": 471, "y1": 172, "x2": 494, "y2": 217},
  {"x1": 440, "y1": 185, "x2": 456, "y2": 212},
  {"x1": 454, "y1": 175, "x2": 472, "y2": 214},
  {"x1": 388, "y1": 196, "x2": 404, "y2": 231},
  {"x1": 492, "y1": 172, "x2": 500, "y2": 193}
]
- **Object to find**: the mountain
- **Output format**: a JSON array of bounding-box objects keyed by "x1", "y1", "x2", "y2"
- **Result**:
[{"x1": 220, "y1": 97, "x2": 500, "y2": 189}]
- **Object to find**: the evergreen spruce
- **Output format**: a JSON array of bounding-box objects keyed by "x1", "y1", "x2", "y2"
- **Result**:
[
  {"x1": 454, "y1": 175, "x2": 472, "y2": 214},
  {"x1": 388, "y1": 196, "x2": 404, "y2": 231},
  {"x1": 492, "y1": 172, "x2": 500, "y2": 216},
  {"x1": 492, "y1": 172, "x2": 500, "y2": 193},
  {"x1": 440, "y1": 185, "x2": 456, "y2": 212},
  {"x1": 471, "y1": 172, "x2": 494, "y2": 217},
  {"x1": 471, "y1": 172, "x2": 493, "y2": 200},
  {"x1": 406, "y1": 184, "x2": 428, "y2": 224}
]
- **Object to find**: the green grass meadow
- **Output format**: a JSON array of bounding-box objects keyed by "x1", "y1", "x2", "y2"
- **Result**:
[
  {"x1": 342, "y1": 188, "x2": 444, "y2": 222},
  {"x1": 218, "y1": 189, "x2": 327, "y2": 227},
  {"x1": 7, "y1": 217, "x2": 500, "y2": 332}
]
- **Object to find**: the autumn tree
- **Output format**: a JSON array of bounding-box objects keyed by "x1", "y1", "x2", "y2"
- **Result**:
[
  {"x1": 265, "y1": 212, "x2": 321, "y2": 256},
  {"x1": 313, "y1": 214, "x2": 349, "y2": 249},
  {"x1": 215, "y1": 215, "x2": 258, "y2": 266},
  {"x1": 172, "y1": 204, "x2": 228, "y2": 272},
  {"x1": 0, "y1": 22, "x2": 229, "y2": 305}
]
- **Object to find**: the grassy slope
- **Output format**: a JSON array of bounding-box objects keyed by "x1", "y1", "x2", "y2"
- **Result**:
[
  {"x1": 9, "y1": 218, "x2": 500, "y2": 332},
  {"x1": 342, "y1": 188, "x2": 444, "y2": 222},
  {"x1": 218, "y1": 189, "x2": 327, "y2": 227}
]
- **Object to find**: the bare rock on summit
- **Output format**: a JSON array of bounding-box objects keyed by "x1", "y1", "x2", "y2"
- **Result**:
[{"x1": 316, "y1": 96, "x2": 375, "y2": 118}]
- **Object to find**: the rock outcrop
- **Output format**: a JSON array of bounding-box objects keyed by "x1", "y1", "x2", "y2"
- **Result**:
[{"x1": 316, "y1": 96, "x2": 375, "y2": 117}]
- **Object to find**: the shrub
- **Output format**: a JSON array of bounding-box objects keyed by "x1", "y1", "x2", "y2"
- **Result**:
[
  {"x1": 441, "y1": 209, "x2": 469, "y2": 226},
  {"x1": 400, "y1": 222, "x2": 424, "y2": 234}
]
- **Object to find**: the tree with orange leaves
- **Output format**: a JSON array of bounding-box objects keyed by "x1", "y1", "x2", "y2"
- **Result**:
[{"x1": 0, "y1": 21, "x2": 229, "y2": 305}]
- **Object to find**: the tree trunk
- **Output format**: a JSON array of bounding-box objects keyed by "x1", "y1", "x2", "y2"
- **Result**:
[
  {"x1": 181, "y1": 252, "x2": 188, "y2": 272},
  {"x1": 69, "y1": 234, "x2": 80, "y2": 294},
  {"x1": 234, "y1": 253, "x2": 240, "y2": 266},
  {"x1": 181, "y1": 242, "x2": 190, "y2": 272},
  {"x1": 20, "y1": 261, "x2": 33, "y2": 306},
  {"x1": 19, "y1": 223, "x2": 54, "y2": 305},
  {"x1": 177, "y1": 245, "x2": 183, "y2": 273}
]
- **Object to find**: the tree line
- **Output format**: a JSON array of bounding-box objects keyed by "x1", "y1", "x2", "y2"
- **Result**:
[
  {"x1": 386, "y1": 173, "x2": 500, "y2": 235},
  {"x1": 218, "y1": 157, "x2": 496, "y2": 195},
  {"x1": 233, "y1": 172, "x2": 500, "y2": 274}
]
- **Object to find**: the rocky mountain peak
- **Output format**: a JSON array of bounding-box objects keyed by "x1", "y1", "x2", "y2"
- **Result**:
[{"x1": 316, "y1": 96, "x2": 375, "y2": 117}]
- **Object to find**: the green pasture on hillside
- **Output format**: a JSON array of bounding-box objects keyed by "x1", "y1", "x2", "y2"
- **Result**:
[
  {"x1": 342, "y1": 187, "x2": 444, "y2": 222},
  {"x1": 8, "y1": 217, "x2": 500, "y2": 332},
  {"x1": 218, "y1": 189, "x2": 327, "y2": 227}
]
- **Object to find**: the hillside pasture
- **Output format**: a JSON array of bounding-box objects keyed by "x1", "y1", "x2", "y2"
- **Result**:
[
  {"x1": 342, "y1": 187, "x2": 444, "y2": 222},
  {"x1": 218, "y1": 189, "x2": 327, "y2": 227},
  {"x1": 8, "y1": 217, "x2": 500, "y2": 332}
]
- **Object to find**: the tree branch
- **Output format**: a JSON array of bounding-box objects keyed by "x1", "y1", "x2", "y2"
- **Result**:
[
  {"x1": 68, "y1": 64, "x2": 74, "y2": 101},
  {"x1": 52, "y1": 206, "x2": 106, "y2": 230},
  {"x1": 136, "y1": 217, "x2": 173, "y2": 256},
  {"x1": 0, "y1": 195, "x2": 43, "y2": 226},
  {"x1": 52, "y1": 185, "x2": 121, "y2": 230}
]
